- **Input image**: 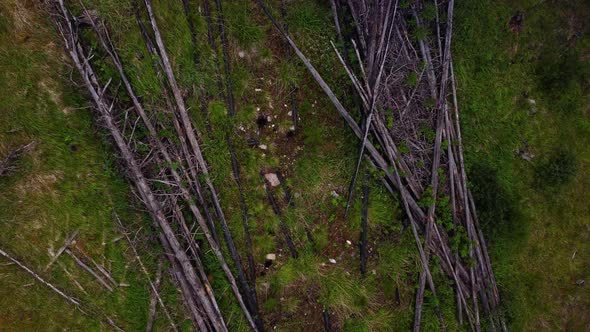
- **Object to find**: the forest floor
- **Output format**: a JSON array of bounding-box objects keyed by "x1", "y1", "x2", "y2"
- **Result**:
[{"x1": 0, "y1": 0, "x2": 588, "y2": 331}]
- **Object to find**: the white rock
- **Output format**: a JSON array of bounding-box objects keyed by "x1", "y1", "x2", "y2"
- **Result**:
[
  {"x1": 238, "y1": 51, "x2": 246, "y2": 58},
  {"x1": 259, "y1": 144, "x2": 268, "y2": 150},
  {"x1": 289, "y1": 125, "x2": 295, "y2": 131},
  {"x1": 267, "y1": 116, "x2": 272, "y2": 122},
  {"x1": 288, "y1": 111, "x2": 292, "y2": 116},
  {"x1": 329, "y1": 258, "x2": 337, "y2": 264},
  {"x1": 255, "y1": 88, "x2": 262, "y2": 92},
  {"x1": 346, "y1": 240, "x2": 352, "y2": 245},
  {"x1": 331, "y1": 190, "x2": 339, "y2": 198},
  {"x1": 265, "y1": 253, "x2": 276, "y2": 261},
  {"x1": 264, "y1": 173, "x2": 281, "y2": 187}
]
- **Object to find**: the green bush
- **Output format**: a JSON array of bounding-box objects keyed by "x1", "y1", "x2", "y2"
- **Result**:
[
  {"x1": 535, "y1": 49, "x2": 588, "y2": 114},
  {"x1": 534, "y1": 150, "x2": 577, "y2": 188},
  {"x1": 469, "y1": 162, "x2": 519, "y2": 242}
]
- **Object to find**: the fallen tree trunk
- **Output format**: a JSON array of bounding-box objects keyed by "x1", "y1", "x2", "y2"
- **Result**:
[
  {"x1": 255, "y1": 0, "x2": 504, "y2": 330},
  {"x1": 50, "y1": 2, "x2": 226, "y2": 329},
  {"x1": 115, "y1": 215, "x2": 177, "y2": 332},
  {"x1": 140, "y1": 3, "x2": 260, "y2": 328},
  {"x1": 359, "y1": 172, "x2": 369, "y2": 276},
  {"x1": 0, "y1": 248, "x2": 124, "y2": 331},
  {"x1": 206, "y1": 0, "x2": 259, "y2": 300}
]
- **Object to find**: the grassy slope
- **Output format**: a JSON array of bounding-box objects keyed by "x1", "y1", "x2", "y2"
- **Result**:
[
  {"x1": 454, "y1": 0, "x2": 590, "y2": 330},
  {"x1": 0, "y1": 1, "x2": 173, "y2": 330},
  {"x1": 0, "y1": 0, "x2": 588, "y2": 330}
]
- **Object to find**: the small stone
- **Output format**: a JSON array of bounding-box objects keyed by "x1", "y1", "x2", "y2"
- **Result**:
[
  {"x1": 288, "y1": 111, "x2": 292, "y2": 116},
  {"x1": 255, "y1": 88, "x2": 262, "y2": 92},
  {"x1": 346, "y1": 240, "x2": 352, "y2": 245},
  {"x1": 264, "y1": 173, "x2": 281, "y2": 187},
  {"x1": 527, "y1": 98, "x2": 536, "y2": 105},
  {"x1": 289, "y1": 125, "x2": 295, "y2": 131},
  {"x1": 259, "y1": 144, "x2": 268, "y2": 150},
  {"x1": 576, "y1": 279, "x2": 585, "y2": 287},
  {"x1": 265, "y1": 253, "x2": 276, "y2": 268},
  {"x1": 520, "y1": 151, "x2": 534, "y2": 161},
  {"x1": 238, "y1": 51, "x2": 246, "y2": 58},
  {"x1": 331, "y1": 190, "x2": 339, "y2": 198},
  {"x1": 267, "y1": 116, "x2": 272, "y2": 122},
  {"x1": 329, "y1": 258, "x2": 337, "y2": 264}
]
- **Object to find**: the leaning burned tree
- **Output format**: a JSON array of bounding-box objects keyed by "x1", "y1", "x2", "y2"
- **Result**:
[
  {"x1": 256, "y1": 0, "x2": 505, "y2": 331},
  {"x1": 48, "y1": 0, "x2": 262, "y2": 330}
]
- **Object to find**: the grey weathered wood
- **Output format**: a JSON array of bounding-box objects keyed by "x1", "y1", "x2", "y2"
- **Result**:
[
  {"x1": 1, "y1": 248, "x2": 81, "y2": 306},
  {"x1": 65, "y1": 248, "x2": 114, "y2": 292},
  {"x1": 145, "y1": 257, "x2": 164, "y2": 332},
  {"x1": 52, "y1": 2, "x2": 215, "y2": 328},
  {"x1": 44, "y1": 228, "x2": 79, "y2": 272},
  {"x1": 115, "y1": 215, "x2": 177, "y2": 332},
  {"x1": 0, "y1": 247, "x2": 124, "y2": 331},
  {"x1": 141, "y1": 3, "x2": 258, "y2": 328}
]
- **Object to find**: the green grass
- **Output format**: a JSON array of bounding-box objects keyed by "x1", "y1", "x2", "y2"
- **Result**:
[
  {"x1": 2, "y1": 0, "x2": 588, "y2": 330},
  {"x1": 0, "y1": 1, "x2": 162, "y2": 330},
  {"x1": 454, "y1": 0, "x2": 590, "y2": 329}
]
